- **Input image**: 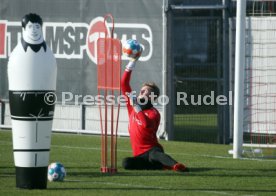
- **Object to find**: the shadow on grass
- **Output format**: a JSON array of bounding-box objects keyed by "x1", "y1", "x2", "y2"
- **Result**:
[
  {"x1": 66, "y1": 166, "x2": 276, "y2": 178},
  {"x1": 0, "y1": 166, "x2": 15, "y2": 169},
  {"x1": 48, "y1": 187, "x2": 276, "y2": 193},
  {"x1": 66, "y1": 167, "x2": 214, "y2": 177},
  {"x1": 0, "y1": 166, "x2": 15, "y2": 176},
  {"x1": 2, "y1": 166, "x2": 275, "y2": 178}
]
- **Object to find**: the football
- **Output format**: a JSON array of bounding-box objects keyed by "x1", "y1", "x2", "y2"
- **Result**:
[
  {"x1": 47, "y1": 162, "x2": 66, "y2": 182},
  {"x1": 122, "y1": 39, "x2": 142, "y2": 59}
]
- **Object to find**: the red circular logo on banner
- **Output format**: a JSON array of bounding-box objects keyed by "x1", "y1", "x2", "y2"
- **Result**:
[{"x1": 86, "y1": 17, "x2": 110, "y2": 64}]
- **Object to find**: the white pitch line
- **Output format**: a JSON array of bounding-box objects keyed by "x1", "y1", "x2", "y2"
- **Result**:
[
  {"x1": 65, "y1": 179, "x2": 241, "y2": 196},
  {"x1": 206, "y1": 191, "x2": 243, "y2": 196},
  {"x1": 51, "y1": 144, "x2": 276, "y2": 162},
  {"x1": 1, "y1": 140, "x2": 276, "y2": 162},
  {"x1": 0, "y1": 174, "x2": 255, "y2": 196},
  {"x1": 51, "y1": 144, "x2": 232, "y2": 159},
  {"x1": 66, "y1": 179, "x2": 166, "y2": 189}
]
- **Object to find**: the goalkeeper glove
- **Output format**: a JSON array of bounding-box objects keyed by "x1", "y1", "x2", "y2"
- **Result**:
[{"x1": 125, "y1": 47, "x2": 143, "y2": 71}]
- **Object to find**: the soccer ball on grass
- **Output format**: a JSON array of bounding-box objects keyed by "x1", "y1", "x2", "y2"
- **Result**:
[{"x1": 47, "y1": 162, "x2": 66, "y2": 182}]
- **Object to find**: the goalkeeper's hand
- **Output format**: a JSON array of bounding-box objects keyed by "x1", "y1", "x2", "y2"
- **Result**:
[{"x1": 125, "y1": 47, "x2": 143, "y2": 71}]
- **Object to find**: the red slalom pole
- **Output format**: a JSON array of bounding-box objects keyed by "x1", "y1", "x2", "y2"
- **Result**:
[{"x1": 97, "y1": 14, "x2": 121, "y2": 174}]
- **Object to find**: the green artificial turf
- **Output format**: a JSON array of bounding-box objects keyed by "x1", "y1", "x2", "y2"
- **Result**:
[
  {"x1": 174, "y1": 114, "x2": 218, "y2": 143},
  {"x1": 1, "y1": 130, "x2": 276, "y2": 196}
]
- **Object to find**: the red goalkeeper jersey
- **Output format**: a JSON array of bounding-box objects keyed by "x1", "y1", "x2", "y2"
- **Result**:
[{"x1": 121, "y1": 70, "x2": 163, "y2": 156}]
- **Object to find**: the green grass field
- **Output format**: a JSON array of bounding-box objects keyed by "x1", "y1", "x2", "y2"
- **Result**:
[
  {"x1": 174, "y1": 114, "x2": 218, "y2": 143},
  {"x1": 1, "y1": 130, "x2": 276, "y2": 196}
]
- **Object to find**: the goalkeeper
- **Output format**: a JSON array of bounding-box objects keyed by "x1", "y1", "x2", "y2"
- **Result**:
[{"x1": 121, "y1": 52, "x2": 188, "y2": 172}]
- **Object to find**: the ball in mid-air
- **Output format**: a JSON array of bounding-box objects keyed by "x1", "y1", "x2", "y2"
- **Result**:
[
  {"x1": 47, "y1": 162, "x2": 66, "y2": 182},
  {"x1": 122, "y1": 39, "x2": 142, "y2": 59}
]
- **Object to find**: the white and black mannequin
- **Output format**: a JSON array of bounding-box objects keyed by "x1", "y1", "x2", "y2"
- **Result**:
[{"x1": 8, "y1": 13, "x2": 57, "y2": 189}]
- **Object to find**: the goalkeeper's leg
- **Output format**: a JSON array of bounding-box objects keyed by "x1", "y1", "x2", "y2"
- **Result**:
[
  {"x1": 122, "y1": 156, "x2": 162, "y2": 170},
  {"x1": 148, "y1": 146, "x2": 188, "y2": 172}
]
